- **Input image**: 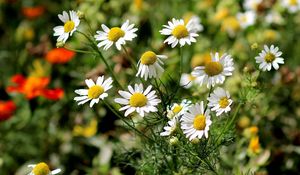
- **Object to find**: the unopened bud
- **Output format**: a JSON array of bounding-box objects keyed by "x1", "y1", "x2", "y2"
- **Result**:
[
  {"x1": 169, "y1": 136, "x2": 179, "y2": 146},
  {"x1": 251, "y1": 43, "x2": 258, "y2": 50},
  {"x1": 56, "y1": 41, "x2": 65, "y2": 48},
  {"x1": 191, "y1": 138, "x2": 200, "y2": 144},
  {"x1": 77, "y1": 11, "x2": 85, "y2": 20}
]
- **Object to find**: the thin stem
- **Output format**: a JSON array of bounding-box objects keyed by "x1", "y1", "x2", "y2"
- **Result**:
[
  {"x1": 204, "y1": 87, "x2": 213, "y2": 112},
  {"x1": 179, "y1": 47, "x2": 183, "y2": 81},
  {"x1": 122, "y1": 45, "x2": 137, "y2": 71},
  {"x1": 63, "y1": 46, "x2": 95, "y2": 54},
  {"x1": 83, "y1": 18, "x2": 94, "y2": 35},
  {"x1": 76, "y1": 30, "x2": 123, "y2": 89},
  {"x1": 103, "y1": 100, "x2": 154, "y2": 142},
  {"x1": 214, "y1": 103, "x2": 242, "y2": 144}
]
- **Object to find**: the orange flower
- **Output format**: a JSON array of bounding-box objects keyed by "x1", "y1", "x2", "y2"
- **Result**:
[
  {"x1": 45, "y1": 48, "x2": 75, "y2": 64},
  {"x1": 248, "y1": 136, "x2": 261, "y2": 155},
  {"x1": 22, "y1": 6, "x2": 45, "y2": 19},
  {"x1": 0, "y1": 100, "x2": 16, "y2": 121},
  {"x1": 6, "y1": 74, "x2": 64, "y2": 100}
]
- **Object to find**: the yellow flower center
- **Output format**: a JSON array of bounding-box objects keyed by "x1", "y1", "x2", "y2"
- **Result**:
[
  {"x1": 64, "y1": 20, "x2": 75, "y2": 33},
  {"x1": 32, "y1": 162, "x2": 50, "y2": 175},
  {"x1": 172, "y1": 25, "x2": 189, "y2": 39},
  {"x1": 289, "y1": 0, "x2": 298, "y2": 5},
  {"x1": 108, "y1": 27, "x2": 125, "y2": 42},
  {"x1": 140, "y1": 51, "x2": 157, "y2": 65},
  {"x1": 129, "y1": 93, "x2": 147, "y2": 107},
  {"x1": 88, "y1": 85, "x2": 104, "y2": 99},
  {"x1": 219, "y1": 97, "x2": 229, "y2": 108},
  {"x1": 172, "y1": 105, "x2": 183, "y2": 114},
  {"x1": 193, "y1": 114, "x2": 206, "y2": 130},
  {"x1": 204, "y1": 61, "x2": 223, "y2": 76},
  {"x1": 264, "y1": 53, "x2": 275, "y2": 63}
]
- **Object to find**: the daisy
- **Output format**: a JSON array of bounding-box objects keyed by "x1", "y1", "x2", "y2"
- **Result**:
[
  {"x1": 281, "y1": 0, "x2": 300, "y2": 13},
  {"x1": 53, "y1": 10, "x2": 80, "y2": 43},
  {"x1": 94, "y1": 20, "x2": 138, "y2": 50},
  {"x1": 192, "y1": 52, "x2": 234, "y2": 88},
  {"x1": 181, "y1": 102, "x2": 212, "y2": 141},
  {"x1": 265, "y1": 11, "x2": 284, "y2": 25},
  {"x1": 236, "y1": 11, "x2": 256, "y2": 29},
  {"x1": 159, "y1": 18, "x2": 199, "y2": 48},
  {"x1": 160, "y1": 116, "x2": 178, "y2": 136},
  {"x1": 255, "y1": 45, "x2": 284, "y2": 71},
  {"x1": 184, "y1": 15, "x2": 204, "y2": 33},
  {"x1": 136, "y1": 51, "x2": 167, "y2": 80},
  {"x1": 74, "y1": 76, "x2": 113, "y2": 107},
  {"x1": 243, "y1": 0, "x2": 262, "y2": 11},
  {"x1": 167, "y1": 99, "x2": 192, "y2": 119},
  {"x1": 207, "y1": 87, "x2": 233, "y2": 116},
  {"x1": 114, "y1": 84, "x2": 161, "y2": 117},
  {"x1": 27, "y1": 162, "x2": 61, "y2": 175},
  {"x1": 180, "y1": 73, "x2": 201, "y2": 89}
]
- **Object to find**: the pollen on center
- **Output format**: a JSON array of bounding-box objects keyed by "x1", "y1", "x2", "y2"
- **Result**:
[
  {"x1": 204, "y1": 61, "x2": 223, "y2": 76},
  {"x1": 172, "y1": 25, "x2": 189, "y2": 39},
  {"x1": 141, "y1": 51, "x2": 157, "y2": 65},
  {"x1": 264, "y1": 53, "x2": 275, "y2": 63},
  {"x1": 108, "y1": 27, "x2": 125, "y2": 42},
  {"x1": 172, "y1": 105, "x2": 183, "y2": 114},
  {"x1": 193, "y1": 114, "x2": 206, "y2": 130},
  {"x1": 32, "y1": 162, "x2": 50, "y2": 175},
  {"x1": 129, "y1": 93, "x2": 147, "y2": 107},
  {"x1": 219, "y1": 97, "x2": 229, "y2": 108},
  {"x1": 88, "y1": 85, "x2": 104, "y2": 99},
  {"x1": 64, "y1": 20, "x2": 75, "y2": 33}
]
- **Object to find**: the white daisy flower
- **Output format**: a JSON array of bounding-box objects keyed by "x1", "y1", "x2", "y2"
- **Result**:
[
  {"x1": 160, "y1": 116, "x2": 178, "y2": 136},
  {"x1": 207, "y1": 87, "x2": 233, "y2": 116},
  {"x1": 282, "y1": 0, "x2": 300, "y2": 13},
  {"x1": 192, "y1": 52, "x2": 234, "y2": 88},
  {"x1": 236, "y1": 11, "x2": 256, "y2": 29},
  {"x1": 185, "y1": 16, "x2": 204, "y2": 33},
  {"x1": 180, "y1": 73, "x2": 201, "y2": 89},
  {"x1": 243, "y1": 0, "x2": 262, "y2": 11},
  {"x1": 27, "y1": 162, "x2": 61, "y2": 175},
  {"x1": 255, "y1": 45, "x2": 284, "y2": 71},
  {"x1": 181, "y1": 102, "x2": 212, "y2": 141},
  {"x1": 53, "y1": 10, "x2": 80, "y2": 43},
  {"x1": 136, "y1": 51, "x2": 167, "y2": 80},
  {"x1": 159, "y1": 18, "x2": 199, "y2": 48},
  {"x1": 167, "y1": 99, "x2": 192, "y2": 119},
  {"x1": 114, "y1": 84, "x2": 161, "y2": 117},
  {"x1": 265, "y1": 11, "x2": 284, "y2": 25},
  {"x1": 74, "y1": 76, "x2": 113, "y2": 108},
  {"x1": 94, "y1": 20, "x2": 138, "y2": 50}
]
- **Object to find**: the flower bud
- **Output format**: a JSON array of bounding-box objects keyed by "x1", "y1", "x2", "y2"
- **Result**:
[
  {"x1": 169, "y1": 136, "x2": 179, "y2": 146},
  {"x1": 56, "y1": 41, "x2": 65, "y2": 48},
  {"x1": 251, "y1": 43, "x2": 258, "y2": 50},
  {"x1": 77, "y1": 11, "x2": 85, "y2": 20},
  {"x1": 191, "y1": 138, "x2": 200, "y2": 144}
]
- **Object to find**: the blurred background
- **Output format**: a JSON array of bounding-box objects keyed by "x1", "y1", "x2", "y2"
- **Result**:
[{"x1": 0, "y1": 0, "x2": 300, "y2": 174}]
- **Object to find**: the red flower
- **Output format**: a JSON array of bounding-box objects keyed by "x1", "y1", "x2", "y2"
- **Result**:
[
  {"x1": 7, "y1": 74, "x2": 64, "y2": 100},
  {"x1": 0, "y1": 100, "x2": 16, "y2": 121},
  {"x1": 22, "y1": 6, "x2": 45, "y2": 19},
  {"x1": 45, "y1": 48, "x2": 75, "y2": 64}
]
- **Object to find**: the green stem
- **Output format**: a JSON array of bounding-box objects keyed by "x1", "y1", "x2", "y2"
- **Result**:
[
  {"x1": 179, "y1": 47, "x2": 183, "y2": 78},
  {"x1": 63, "y1": 46, "x2": 95, "y2": 54},
  {"x1": 103, "y1": 100, "x2": 154, "y2": 142},
  {"x1": 215, "y1": 103, "x2": 242, "y2": 144},
  {"x1": 121, "y1": 45, "x2": 137, "y2": 71},
  {"x1": 204, "y1": 87, "x2": 213, "y2": 112},
  {"x1": 76, "y1": 31, "x2": 123, "y2": 89}
]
